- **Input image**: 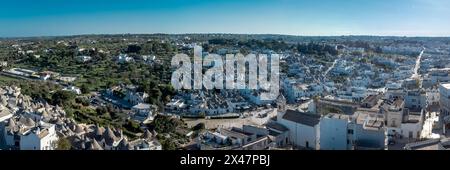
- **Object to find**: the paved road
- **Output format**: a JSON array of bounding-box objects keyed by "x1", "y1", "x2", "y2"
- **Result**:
[
  {"x1": 411, "y1": 49, "x2": 425, "y2": 79},
  {"x1": 323, "y1": 58, "x2": 338, "y2": 78}
]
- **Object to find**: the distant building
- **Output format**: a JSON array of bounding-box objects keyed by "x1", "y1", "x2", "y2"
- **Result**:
[
  {"x1": 131, "y1": 103, "x2": 157, "y2": 124},
  {"x1": 361, "y1": 94, "x2": 382, "y2": 108},
  {"x1": 63, "y1": 86, "x2": 81, "y2": 95},
  {"x1": 75, "y1": 55, "x2": 92, "y2": 63},
  {"x1": 117, "y1": 54, "x2": 133, "y2": 63},
  {"x1": 125, "y1": 91, "x2": 148, "y2": 106}
]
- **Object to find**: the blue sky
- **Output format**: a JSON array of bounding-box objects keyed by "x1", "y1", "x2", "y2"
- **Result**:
[{"x1": 1, "y1": 0, "x2": 450, "y2": 37}]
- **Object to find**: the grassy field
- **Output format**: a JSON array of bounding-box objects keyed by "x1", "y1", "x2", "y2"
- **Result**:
[{"x1": 0, "y1": 75, "x2": 25, "y2": 85}]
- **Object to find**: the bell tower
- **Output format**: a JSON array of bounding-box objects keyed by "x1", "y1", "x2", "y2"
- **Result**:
[{"x1": 276, "y1": 94, "x2": 286, "y2": 120}]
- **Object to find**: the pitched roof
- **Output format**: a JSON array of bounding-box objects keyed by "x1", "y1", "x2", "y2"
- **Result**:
[
  {"x1": 220, "y1": 128, "x2": 249, "y2": 139},
  {"x1": 265, "y1": 122, "x2": 289, "y2": 132},
  {"x1": 103, "y1": 127, "x2": 119, "y2": 145},
  {"x1": 94, "y1": 125, "x2": 104, "y2": 136},
  {"x1": 118, "y1": 138, "x2": 132, "y2": 150},
  {"x1": 24, "y1": 117, "x2": 36, "y2": 127},
  {"x1": 90, "y1": 139, "x2": 103, "y2": 150},
  {"x1": 7, "y1": 118, "x2": 15, "y2": 128},
  {"x1": 74, "y1": 124, "x2": 85, "y2": 134},
  {"x1": 282, "y1": 110, "x2": 320, "y2": 126},
  {"x1": 0, "y1": 109, "x2": 11, "y2": 118},
  {"x1": 143, "y1": 129, "x2": 153, "y2": 139},
  {"x1": 132, "y1": 103, "x2": 151, "y2": 110}
]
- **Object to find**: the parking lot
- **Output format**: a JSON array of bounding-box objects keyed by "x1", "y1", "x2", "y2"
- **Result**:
[{"x1": 184, "y1": 108, "x2": 278, "y2": 129}]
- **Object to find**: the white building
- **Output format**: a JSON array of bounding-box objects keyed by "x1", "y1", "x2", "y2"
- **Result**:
[
  {"x1": 320, "y1": 112, "x2": 386, "y2": 150},
  {"x1": 76, "y1": 55, "x2": 92, "y2": 63},
  {"x1": 382, "y1": 97, "x2": 425, "y2": 139},
  {"x1": 117, "y1": 54, "x2": 133, "y2": 63},
  {"x1": 125, "y1": 91, "x2": 148, "y2": 106},
  {"x1": 439, "y1": 83, "x2": 450, "y2": 133},
  {"x1": 3, "y1": 118, "x2": 58, "y2": 150},
  {"x1": 404, "y1": 90, "x2": 427, "y2": 110},
  {"x1": 320, "y1": 113, "x2": 350, "y2": 150},
  {"x1": 430, "y1": 68, "x2": 450, "y2": 85},
  {"x1": 277, "y1": 109, "x2": 320, "y2": 149},
  {"x1": 63, "y1": 86, "x2": 82, "y2": 95},
  {"x1": 426, "y1": 88, "x2": 440, "y2": 106},
  {"x1": 283, "y1": 82, "x2": 309, "y2": 102},
  {"x1": 351, "y1": 111, "x2": 387, "y2": 150},
  {"x1": 131, "y1": 103, "x2": 156, "y2": 124}
]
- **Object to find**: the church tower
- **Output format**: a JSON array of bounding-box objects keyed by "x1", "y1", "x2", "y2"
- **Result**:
[{"x1": 276, "y1": 94, "x2": 286, "y2": 120}]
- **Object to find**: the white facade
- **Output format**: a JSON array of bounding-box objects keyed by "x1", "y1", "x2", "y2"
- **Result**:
[
  {"x1": 125, "y1": 91, "x2": 148, "y2": 106},
  {"x1": 280, "y1": 119, "x2": 319, "y2": 149},
  {"x1": 404, "y1": 90, "x2": 426, "y2": 110},
  {"x1": 320, "y1": 114, "x2": 349, "y2": 150},
  {"x1": 352, "y1": 123, "x2": 386, "y2": 150},
  {"x1": 440, "y1": 84, "x2": 450, "y2": 118},
  {"x1": 117, "y1": 54, "x2": 133, "y2": 63},
  {"x1": 20, "y1": 128, "x2": 56, "y2": 150},
  {"x1": 4, "y1": 121, "x2": 58, "y2": 150},
  {"x1": 426, "y1": 88, "x2": 440, "y2": 106},
  {"x1": 63, "y1": 86, "x2": 81, "y2": 95},
  {"x1": 400, "y1": 122, "x2": 422, "y2": 139},
  {"x1": 277, "y1": 111, "x2": 320, "y2": 149},
  {"x1": 131, "y1": 103, "x2": 155, "y2": 123},
  {"x1": 76, "y1": 55, "x2": 92, "y2": 63}
]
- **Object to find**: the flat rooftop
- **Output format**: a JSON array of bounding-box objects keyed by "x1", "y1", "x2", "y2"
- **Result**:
[
  {"x1": 441, "y1": 83, "x2": 450, "y2": 89},
  {"x1": 325, "y1": 113, "x2": 350, "y2": 120}
]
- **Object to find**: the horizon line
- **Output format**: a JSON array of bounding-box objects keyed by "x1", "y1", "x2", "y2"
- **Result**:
[{"x1": 2, "y1": 32, "x2": 450, "y2": 39}]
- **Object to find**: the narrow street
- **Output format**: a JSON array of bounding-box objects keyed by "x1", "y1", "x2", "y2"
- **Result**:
[
  {"x1": 411, "y1": 49, "x2": 425, "y2": 79},
  {"x1": 323, "y1": 58, "x2": 338, "y2": 78}
]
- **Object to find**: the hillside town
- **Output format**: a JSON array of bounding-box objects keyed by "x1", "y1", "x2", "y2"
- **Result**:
[{"x1": 1, "y1": 34, "x2": 450, "y2": 150}]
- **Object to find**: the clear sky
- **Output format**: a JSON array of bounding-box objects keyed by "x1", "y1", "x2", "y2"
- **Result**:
[{"x1": 1, "y1": 0, "x2": 450, "y2": 37}]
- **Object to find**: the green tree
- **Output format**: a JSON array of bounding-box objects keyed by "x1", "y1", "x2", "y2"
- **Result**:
[
  {"x1": 162, "y1": 140, "x2": 177, "y2": 150},
  {"x1": 51, "y1": 90, "x2": 76, "y2": 106},
  {"x1": 80, "y1": 84, "x2": 90, "y2": 94},
  {"x1": 56, "y1": 138, "x2": 72, "y2": 150}
]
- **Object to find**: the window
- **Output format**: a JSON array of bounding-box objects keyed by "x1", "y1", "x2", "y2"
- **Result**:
[{"x1": 347, "y1": 129, "x2": 354, "y2": 134}]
